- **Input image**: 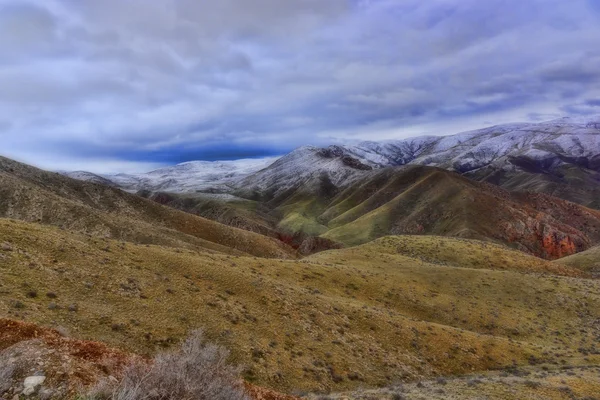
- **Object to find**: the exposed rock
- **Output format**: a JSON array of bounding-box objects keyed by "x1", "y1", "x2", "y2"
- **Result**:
[{"x1": 22, "y1": 375, "x2": 45, "y2": 396}]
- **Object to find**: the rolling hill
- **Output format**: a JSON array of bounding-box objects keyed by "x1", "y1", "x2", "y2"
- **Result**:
[
  {"x1": 556, "y1": 245, "x2": 600, "y2": 277},
  {"x1": 1, "y1": 218, "x2": 598, "y2": 396},
  {"x1": 249, "y1": 165, "x2": 600, "y2": 260},
  {"x1": 0, "y1": 156, "x2": 295, "y2": 259}
]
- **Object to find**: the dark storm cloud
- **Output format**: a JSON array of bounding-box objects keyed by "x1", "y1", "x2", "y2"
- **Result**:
[
  {"x1": 1, "y1": 0, "x2": 600, "y2": 172},
  {"x1": 586, "y1": 99, "x2": 600, "y2": 107}
]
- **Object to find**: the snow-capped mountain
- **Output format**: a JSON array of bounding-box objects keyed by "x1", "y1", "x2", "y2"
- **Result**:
[
  {"x1": 64, "y1": 157, "x2": 279, "y2": 193},
  {"x1": 235, "y1": 116, "x2": 600, "y2": 198},
  {"x1": 65, "y1": 116, "x2": 600, "y2": 198},
  {"x1": 62, "y1": 171, "x2": 119, "y2": 187},
  {"x1": 337, "y1": 116, "x2": 600, "y2": 172}
]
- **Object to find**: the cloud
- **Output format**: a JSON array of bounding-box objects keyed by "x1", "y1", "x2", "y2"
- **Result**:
[{"x1": 0, "y1": 0, "x2": 600, "y2": 172}]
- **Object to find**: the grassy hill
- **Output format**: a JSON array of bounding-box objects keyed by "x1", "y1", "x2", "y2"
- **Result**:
[
  {"x1": 556, "y1": 245, "x2": 600, "y2": 277},
  {"x1": 262, "y1": 166, "x2": 600, "y2": 259},
  {"x1": 0, "y1": 156, "x2": 295, "y2": 259},
  {"x1": 1, "y1": 218, "x2": 598, "y2": 394},
  {"x1": 308, "y1": 365, "x2": 600, "y2": 399}
]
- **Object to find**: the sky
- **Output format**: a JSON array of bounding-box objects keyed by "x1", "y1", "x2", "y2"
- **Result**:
[{"x1": 1, "y1": 0, "x2": 600, "y2": 173}]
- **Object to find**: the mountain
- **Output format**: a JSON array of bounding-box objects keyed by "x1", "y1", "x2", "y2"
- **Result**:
[
  {"x1": 62, "y1": 117, "x2": 600, "y2": 210},
  {"x1": 235, "y1": 116, "x2": 600, "y2": 207},
  {"x1": 64, "y1": 157, "x2": 280, "y2": 193},
  {"x1": 255, "y1": 164, "x2": 600, "y2": 260},
  {"x1": 0, "y1": 155, "x2": 295, "y2": 259},
  {"x1": 62, "y1": 171, "x2": 119, "y2": 187},
  {"x1": 2, "y1": 155, "x2": 600, "y2": 399},
  {"x1": 55, "y1": 116, "x2": 600, "y2": 259}
]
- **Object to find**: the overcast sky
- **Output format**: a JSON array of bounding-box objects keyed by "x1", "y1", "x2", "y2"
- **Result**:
[{"x1": 1, "y1": 0, "x2": 600, "y2": 173}]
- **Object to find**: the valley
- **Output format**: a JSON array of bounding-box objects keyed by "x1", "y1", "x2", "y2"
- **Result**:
[{"x1": 1, "y1": 116, "x2": 600, "y2": 399}]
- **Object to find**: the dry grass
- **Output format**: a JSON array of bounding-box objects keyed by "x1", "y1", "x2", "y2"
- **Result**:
[
  {"x1": 557, "y1": 245, "x2": 600, "y2": 276},
  {"x1": 307, "y1": 366, "x2": 600, "y2": 399},
  {"x1": 0, "y1": 155, "x2": 296, "y2": 259},
  {"x1": 1, "y1": 218, "x2": 599, "y2": 395}
]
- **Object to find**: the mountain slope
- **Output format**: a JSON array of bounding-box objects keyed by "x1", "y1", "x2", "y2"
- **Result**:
[
  {"x1": 556, "y1": 245, "x2": 600, "y2": 277},
  {"x1": 1, "y1": 218, "x2": 598, "y2": 394},
  {"x1": 62, "y1": 117, "x2": 600, "y2": 210},
  {"x1": 0, "y1": 156, "x2": 295, "y2": 259},
  {"x1": 258, "y1": 165, "x2": 600, "y2": 259},
  {"x1": 65, "y1": 157, "x2": 280, "y2": 193},
  {"x1": 234, "y1": 116, "x2": 600, "y2": 208},
  {"x1": 62, "y1": 171, "x2": 119, "y2": 187}
]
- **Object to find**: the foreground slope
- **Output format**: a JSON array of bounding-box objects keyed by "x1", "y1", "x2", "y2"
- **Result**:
[
  {"x1": 308, "y1": 366, "x2": 600, "y2": 400},
  {"x1": 0, "y1": 156, "x2": 294, "y2": 259},
  {"x1": 1, "y1": 218, "x2": 598, "y2": 393},
  {"x1": 0, "y1": 319, "x2": 297, "y2": 400}
]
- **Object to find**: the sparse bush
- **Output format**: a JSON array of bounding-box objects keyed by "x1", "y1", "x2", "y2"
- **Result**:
[
  {"x1": 524, "y1": 380, "x2": 540, "y2": 388},
  {"x1": 84, "y1": 330, "x2": 249, "y2": 400},
  {"x1": 10, "y1": 299, "x2": 24, "y2": 309}
]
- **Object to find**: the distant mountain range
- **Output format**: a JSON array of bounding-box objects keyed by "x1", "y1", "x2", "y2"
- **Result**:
[
  {"x1": 64, "y1": 116, "x2": 600, "y2": 208},
  {"x1": 63, "y1": 157, "x2": 279, "y2": 193},
  {"x1": 53, "y1": 115, "x2": 600, "y2": 260},
  {"x1": 235, "y1": 116, "x2": 600, "y2": 207}
]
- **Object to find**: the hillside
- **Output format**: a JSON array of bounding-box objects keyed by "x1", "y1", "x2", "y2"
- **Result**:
[
  {"x1": 468, "y1": 160, "x2": 600, "y2": 210},
  {"x1": 1, "y1": 218, "x2": 598, "y2": 395},
  {"x1": 307, "y1": 365, "x2": 600, "y2": 400},
  {"x1": 0, "y1": 318, "x2": 297, "y2": 400},
  {"x1": 556, "y1": 245, "x2": 600, "y2": 277},
  {"x1": 232, "y1": 116, "x2": 600, "y2": 208},
  {"x1": 256, "y1": 165, "x2": 600, "y2": 259},
  {"x1": 0, "y1": 156, "x2": 295, "y2": 259}
]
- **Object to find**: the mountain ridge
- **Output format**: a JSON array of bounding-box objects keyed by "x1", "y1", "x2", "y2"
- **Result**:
[{"x1": 62, "y1": 116, "x2": 600, "y2": 211}]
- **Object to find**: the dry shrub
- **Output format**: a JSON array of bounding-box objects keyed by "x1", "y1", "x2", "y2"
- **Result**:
[{"x1": 85, "y1": 330, "x2": 249, "y2": 400}]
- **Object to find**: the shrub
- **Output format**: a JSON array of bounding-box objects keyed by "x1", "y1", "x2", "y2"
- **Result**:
[{"x1": 84, "y1": 330, "x2": 249, "y2": 400}]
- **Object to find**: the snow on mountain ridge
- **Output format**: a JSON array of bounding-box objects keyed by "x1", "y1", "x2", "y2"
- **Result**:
[
  {"x1": 65, "y1": 157, "x2": 280, "y2": 193},
  {"x1": 235, "y1": 116, "x2": 600, "y2": 196},
  {"x1": 64, "y1": 116, "x2": 600, "y2": 194}
]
